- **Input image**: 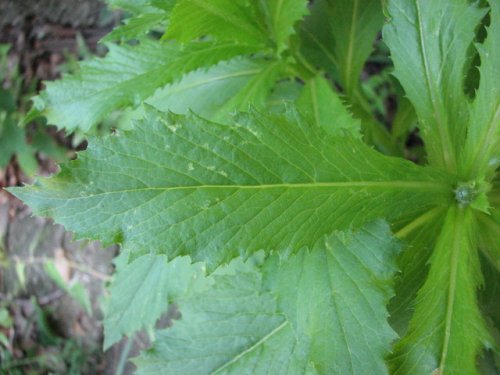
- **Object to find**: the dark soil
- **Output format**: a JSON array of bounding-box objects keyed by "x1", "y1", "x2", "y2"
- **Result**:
[{"x1": 0, "y1": 1, "x2": 145, "y2": 374}]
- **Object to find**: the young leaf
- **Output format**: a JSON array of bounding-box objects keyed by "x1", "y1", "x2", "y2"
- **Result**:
[
  {"x1": 254, "y1": 0, "x2": 309, "y2": 52},
  {"x1": 383, "y1": 0, "x2": 487, "y2": 172},
  {"x1": 146, "y1": 58, "x2": 288, "y2": 122},
  {"x1": 296, "y1": 74, "x2": 361, "y2": 136},
  {"x1": 103, "y1": 255, "x2": 204, "y2": 349},
  {"x1": 106, "y1": 0, "x2": 172, "y2": 15},
  {"x1": 146, "y1": 58, "x2": 273, "y2": 119},
  {"x1": 327, "y1": 0, "x2": 383, "y2": 97},
  {"x1": 300, "y1": 0, "x2": 383, "y2": 97},
  {"x1": 103, "y1": 13, "x2": 167, "y2": 42},
  {"x1": 104, "y1": 0, "x2": 175, "y2": 41},
  {"x1": 135, "y1": 221, "x2": 400, "y2": 375},
  {"x1": 462, "y1": 1, "x2": 500, "y2": 179},
  {"x1": 31, "y1": 40, "x2": 259, "y2": 132},
  {"x1": 165, "y1": 0, "x2": 268, "y2": 46},
  {"x1": 11, "y1": 109, "x2": 452, "y2": 271},
  {"x1": 390, "y1": 206, "x2": 492, "y2": 375}
]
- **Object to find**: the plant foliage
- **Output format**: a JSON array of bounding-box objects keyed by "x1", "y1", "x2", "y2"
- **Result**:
[{"x1": 8, "y1": 0, "x2": 500, "y2": 373}]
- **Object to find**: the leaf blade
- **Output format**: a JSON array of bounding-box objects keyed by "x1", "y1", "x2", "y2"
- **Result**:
[
  {"x1": 165, "y1": 0, "x2": 268, "y2": 46},
  {"x1": 296, "y1": 74, "x2": 361, "y2": 136},
  {"x1": 11, "y1": 109, "x2": 452, "y2": 271},
  {"x1": 103, "y1": 255, "x2": 204, "y2": 349},
  {"x1": 135, "y1": 221, "x2": 400, "y2": 374},
  {"x1": 299, "y1": 0, "x2": 383, "y2": 97},
  {"x1": 32, "y1": 40, "x2": 259, "y2": 132},
  {"x1": 390, "y1": 206, "x2": 492, "y2": 375},
  {"x1": 264, "y1": 220, "x2": 400, "y2": 375},
  {"x1": 256, "y1": 0, "x2": 309, "y2": 52},
  {"x1": 383, "y1": 0, "x2": 486, "y2": 172},
  {"x1": 462, "y1": 1, "x2": 500, "y2": 178}
]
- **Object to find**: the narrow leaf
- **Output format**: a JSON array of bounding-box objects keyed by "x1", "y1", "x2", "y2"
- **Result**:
[
  {"x1": 300, "y1": 0, "x2": 383, "y2": 97},
  {"x1": 146, "y1": 58, "x2": 278, "y2": 119},
  {"x1": 296, "y1": 74, "x2": 360, "y2": 136},
  {"x1": 32, "y1": 40, "x2": 259, "y2": 132},
  {"x1": 389, "y1": 207, "x2": 446, "y2": 335},
  {"x1": 103, "y1": 13, "x2": 167, "y2": 42},
  {"x1": 383, "y1": 0, "x2": 487, "y2": 172},
  {"x1": 105, "y1": 0, "x2": 171, "y2": 14},
  {"x1": 390, "y1": 206, "x2": 492, "y2": 375},
  {"x1": 327, "y1": 0, "x2": 383, "y2": 97},
  {"x1": 147, "y1": 58, "x2": 287, "y2": 122},
  {"x1": 462, "y1": 1, "x2": 500, "y2": 179}
]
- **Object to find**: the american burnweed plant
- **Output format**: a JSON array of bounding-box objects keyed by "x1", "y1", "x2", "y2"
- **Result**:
[{"x1": 7, "y1": 0, "x2": 499, "y2": 373}]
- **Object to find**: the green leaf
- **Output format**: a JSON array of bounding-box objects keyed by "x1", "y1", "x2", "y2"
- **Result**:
[
  {"x1": 0, "y1": 116, "x2": 37, "y2": 175},
  {"x1": 327, "y1": 0, "x2": 383, "y2": 97},
  {"x1": 477, "y1": 208, "x2": 500, "y2": 273},
  {"x1": 103, "y1": 13, "x2": 167, "y2": 42},
  {"x1": 104, "y1": 0, "x2": 174, "y2": 41},
  {"x1": 43, "y1": 262, "x2": 92, "y2": 315},
  {"x1": 11, "y1": 109, "x2": 452, "y2": 271},
  {"x1": 255, "y1": 0, "x2": 309, "y2": 52},
  {"x1": 146, "y1": 58, "x2": 279, "y2": 119},
  {"x1": 106, "y1": 0, "x2": 174, "y2": 14},
  {"x1": 389, "y1": 206, "x2": 446, "y2": 335},
  {"x1": 0, "y1": 308, "x2": 12, "y2": 328},
  {"x1": 264, "y1": 220, "x2": 400, "y2": 375},
  {"x1": 67, "y1": 282, "x2": 92, "y2": 316},
  {"x1": 462, "y1": 1, "x2": 500, "y2": 179},
  {"x1": 296, "y1": 74, "x2": 361, "y2": 136},
  {"x1": 103, "y1": 254, "x2": 204, "y2": 349},
  {"x1": 165, "y1": 0, "x2": 268, "y2": 46},
  {"x1": 213, "y1": 60, "x2": 286, "y2": 118},
  {"x1": 299, "y1": 0, "x2": 383, "y2": 97},
  {"x1": 135, "y1": 221, "x2": 400, "y2": 374},
  {"x1": 390, "y1": 206, "x2": 492, "y2": 375},
  {"x1": 32, "y1": 40, "x2": 260, "y2": 132},
  {"x1": 391, "y1": 97, "x2": 417, "y2": 141},
  {"x1": 134, "y1": 268, "x2": 298, "y2": 375},
  {"x1": 383, "y1": 0, "x2": 487, "y2": 173},
  {"x1": 299, "y1": 0, "x2": 338, "y2": 78}
]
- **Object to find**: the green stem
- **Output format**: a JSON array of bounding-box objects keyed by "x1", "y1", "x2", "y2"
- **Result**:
[{"x1": 116, "y1": 337, "x2": 134, "y2": 375}]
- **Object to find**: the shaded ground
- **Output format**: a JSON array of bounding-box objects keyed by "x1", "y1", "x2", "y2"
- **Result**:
[{"x1": 0, "y1": 1, "x2": 147, "y2": 373}]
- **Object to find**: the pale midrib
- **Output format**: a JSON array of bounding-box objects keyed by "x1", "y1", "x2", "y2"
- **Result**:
[
  {"x1": 439, "y1": 207, "x2": 466, "y2": 373},
  {"x1": 238, "y1": 62, "x2": 278, "y2": 104},
  {"x1": 211, "y1": 320, "x2": 289, "y2": 374},
  {"x1": 302, "y1": 28, "x2": 338, "y2": 67},
  {"x1": 394, "y1": 205, "x2": 444, "y2": 239},
  {"x1": 58, "y1": 180, "x2": 448, "y2": 199},
  {"x1": 154, "y1": 68, "x2": 262, "y2": 94},
  {"x1": 415, "y1": 2, "x2": 455, "y2": 172}
]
